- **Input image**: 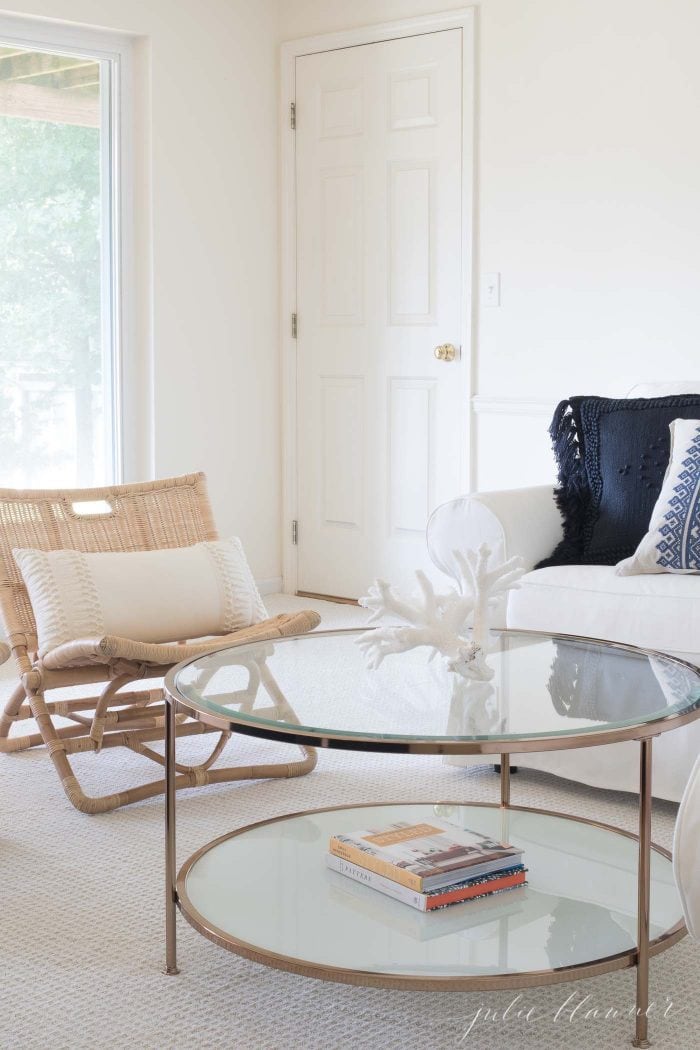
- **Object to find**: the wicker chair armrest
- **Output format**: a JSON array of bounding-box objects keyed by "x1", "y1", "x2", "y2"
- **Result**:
[
  {"x1": 40, "y1": 611, "x2": 322, "y2": 671},
  {"x1": 0, "y1": 640, "x2": 10, "y2": 665}
]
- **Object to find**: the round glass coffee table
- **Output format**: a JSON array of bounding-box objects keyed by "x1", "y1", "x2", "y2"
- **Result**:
[{"x1": 163, "y1": 628, "x2": 700, "y2": 1048}]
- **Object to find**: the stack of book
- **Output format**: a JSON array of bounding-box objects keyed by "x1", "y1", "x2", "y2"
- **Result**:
[{"x1": 327, "y1": 819, "x2": 526, "y2": 912}]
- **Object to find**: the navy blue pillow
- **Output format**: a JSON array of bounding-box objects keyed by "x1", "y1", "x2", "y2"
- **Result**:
[{"x1": 538, "y1": 394, "x2": 700, "y2": 567}]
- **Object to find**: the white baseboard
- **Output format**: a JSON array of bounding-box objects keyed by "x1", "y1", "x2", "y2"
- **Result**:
[{"x1": 257, "y1": 576, "x2": 283, "y2": 596}]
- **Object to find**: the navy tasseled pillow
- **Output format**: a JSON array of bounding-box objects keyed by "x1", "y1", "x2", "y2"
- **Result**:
[{"x1": 537, "y1": 394, "x2": 700, "y2": 567}]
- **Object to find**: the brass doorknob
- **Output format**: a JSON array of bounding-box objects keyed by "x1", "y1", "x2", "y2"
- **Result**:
[{"x1": 434, "y1": 343, "x2": 457, "y2": 362}]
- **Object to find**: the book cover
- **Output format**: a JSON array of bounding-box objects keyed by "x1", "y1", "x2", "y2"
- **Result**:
[
  {"x1": 328, "y1": 871, "x2": 527, "y2": 941},
  {"x1": 329, "y1": 820, "x2": 522, "y2": 892},
  {"x1": 326, "y1": 853, "x2": 527, "y2": 912}
]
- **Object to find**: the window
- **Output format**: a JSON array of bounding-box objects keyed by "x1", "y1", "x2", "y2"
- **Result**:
[{"x1": 0, "y1": 37, "x2": 120, "y2": 487}]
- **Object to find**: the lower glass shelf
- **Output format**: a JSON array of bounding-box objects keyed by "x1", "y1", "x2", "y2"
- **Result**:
[{"x1": 177, "y1": 802, "x2": 685, "y2": 990}]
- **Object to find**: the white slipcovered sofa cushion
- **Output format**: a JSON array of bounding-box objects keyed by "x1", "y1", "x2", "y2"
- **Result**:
[
  {"x1": 13, "y1": 538, "x2": 267, "y2": 657},
  {"x1": 503, "y1": 565, "x2": 700, "y2": 803},
  {"x1": 508, "y1": 564, "x2": 700, "y2": 658}
]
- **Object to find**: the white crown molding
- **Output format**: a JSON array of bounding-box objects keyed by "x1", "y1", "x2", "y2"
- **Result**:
[{"x1": 472, "y1": 395, "x2": 554, "y2": 417}]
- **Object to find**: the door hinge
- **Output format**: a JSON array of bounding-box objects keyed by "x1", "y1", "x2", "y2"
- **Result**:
[
  {"x1": 290, "y1": 101, "x2": 296, "y2": 129},
  {"x1": 291, "y1": 312, "x2": 298, "y2": 339},
  {"x1": 292, "y1": 520, "x2": 298, "y2": 545}
]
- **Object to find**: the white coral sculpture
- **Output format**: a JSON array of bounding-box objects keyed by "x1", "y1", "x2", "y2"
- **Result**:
[{"x1": 357, "y1": 544, "x2": 525, "y2": 682}]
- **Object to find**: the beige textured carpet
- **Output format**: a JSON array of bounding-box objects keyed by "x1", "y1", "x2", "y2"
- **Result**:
[{"x1": 0, "y1": 595, "x2": 698, "y2": 1050}]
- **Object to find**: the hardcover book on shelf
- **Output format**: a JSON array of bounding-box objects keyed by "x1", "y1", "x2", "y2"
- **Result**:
[
  {"x1": 327, "y1": 865, "x2": 527, "y2": 939},
  {"x1": 329, "y1": 820, "x2": 523, "y2": 892},
  {"x1": 326, "y1": 853, "x2": 527, "y2": 912}
]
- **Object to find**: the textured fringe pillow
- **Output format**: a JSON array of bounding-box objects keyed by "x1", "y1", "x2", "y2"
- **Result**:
[
  {"x1": 13, "y1": 537, "x2": 267, "y2": 656},
  {"x1": 537, "y1": 394, "x2": 700, "y2": 568},
  {"x1": 617, "y1": 418, "x2": 700, "y2": 576}
]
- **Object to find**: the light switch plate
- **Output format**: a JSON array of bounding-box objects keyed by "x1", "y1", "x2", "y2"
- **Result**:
[{"x1": 482, "y1": 272, "x2": 501, "y2": 307}]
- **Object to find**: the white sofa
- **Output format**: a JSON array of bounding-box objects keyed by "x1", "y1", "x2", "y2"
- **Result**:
[{"x1": 427, "y1": 383, "x2": 700, "y2": 803}]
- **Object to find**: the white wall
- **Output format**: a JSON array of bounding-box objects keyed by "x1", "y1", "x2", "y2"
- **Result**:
[
  {"x1": 3, "y1": 0, "x2": 700, "y2": 579},
  {"x1": 1, "y1": 0, "x2": 282, "y2": 580},
  {"x1": 278, "y1": 0, "x2": 700, "y2": 490}
]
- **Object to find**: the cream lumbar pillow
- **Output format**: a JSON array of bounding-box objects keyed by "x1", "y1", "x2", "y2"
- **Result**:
[
  {"x1": 13, "y1": 537, "x2": 267, "y2": 656},
  {"x1": 617, "y1": 417, "x2": 700, "y2": 576}
]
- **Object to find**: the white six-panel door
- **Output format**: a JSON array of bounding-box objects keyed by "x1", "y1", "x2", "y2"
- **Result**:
[{"x1": 295, "y1": 29, "x2": 466, "y2": 599}]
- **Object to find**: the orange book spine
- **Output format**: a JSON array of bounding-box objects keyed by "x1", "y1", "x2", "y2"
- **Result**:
[
  {"x1": 425, "y1": 869, "x2": 526, "y2": 910},
  {"x1": 328, "y1": 838, "x2": 423, "y2": 891}
]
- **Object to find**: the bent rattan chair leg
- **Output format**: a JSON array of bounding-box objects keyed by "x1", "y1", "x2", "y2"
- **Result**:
[
  {"x1": 0, "y1": 681, "x2": 28, "y2": 749},
  {"x1": 62, "y1": 741, "x2": 317, "y2": 815},
  {"x1": 21, "y1": 678, "x2": 317, "y2": 814}
]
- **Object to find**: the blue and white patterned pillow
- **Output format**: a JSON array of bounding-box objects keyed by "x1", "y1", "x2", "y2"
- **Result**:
[{"x1": 617, "y1": 418, "x2": 700, "y2": 575}]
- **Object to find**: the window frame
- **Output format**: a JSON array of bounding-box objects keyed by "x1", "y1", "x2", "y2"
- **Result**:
[{"x1": 0, "y1": 13, "x2": 135, "y2": 486}]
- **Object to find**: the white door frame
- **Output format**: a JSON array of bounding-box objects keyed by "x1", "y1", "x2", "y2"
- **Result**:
[{"x1": 280, "y1": 8, "x2": 475, "y2": 595}]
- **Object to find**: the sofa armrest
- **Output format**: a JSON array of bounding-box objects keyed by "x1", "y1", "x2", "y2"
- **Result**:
[{"x1": 427, "y1": 486, "x2": 563, "y2": 580}]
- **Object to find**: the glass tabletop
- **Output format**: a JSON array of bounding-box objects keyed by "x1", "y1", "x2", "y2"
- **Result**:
[
  {"x1": 167, "y1": 628, "x2": 700, "y2": 752},
  {"x1": 180, "y1": 803, "x2": 682, "y2": 984}
]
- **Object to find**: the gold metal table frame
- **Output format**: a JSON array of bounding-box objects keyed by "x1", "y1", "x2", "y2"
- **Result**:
[{"x1": 162, "y1": 628, "x2": 700, "y2": 1049}]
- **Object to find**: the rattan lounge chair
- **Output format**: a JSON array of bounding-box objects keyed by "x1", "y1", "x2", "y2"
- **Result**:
[{"x1": 0, "y1": 473, "x2": 320, "y2": 813}]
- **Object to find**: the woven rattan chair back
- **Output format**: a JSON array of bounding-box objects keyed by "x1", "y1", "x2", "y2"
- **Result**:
[{"x1": 0, "y1": 473, "x2": 216, "y2": 652}]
